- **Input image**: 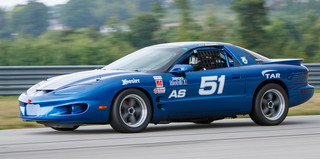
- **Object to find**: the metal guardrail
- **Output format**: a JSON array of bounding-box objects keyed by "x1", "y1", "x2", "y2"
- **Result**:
[
  {"x1": 304, "y1": 63, "x2": 320, "y2": 88},
  {"x1": 0, "y1": 64, "x2": 319, "y2": 95},
  {"x1": 0, "y1": 65, "x2": 103, "y2": 95}
]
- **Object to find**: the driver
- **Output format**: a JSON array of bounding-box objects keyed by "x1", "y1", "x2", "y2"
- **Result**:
[{"x1": 189, "y1": 54, "x2": 205, "y2": 71}]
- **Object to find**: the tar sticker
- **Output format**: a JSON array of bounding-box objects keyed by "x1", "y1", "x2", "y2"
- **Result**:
[
  {"x1": 241, "y1": 57, "x2": 248, "y2": 64},
  {"x1": 261, "y1": 70, "x2": 281, "y2": 79}
]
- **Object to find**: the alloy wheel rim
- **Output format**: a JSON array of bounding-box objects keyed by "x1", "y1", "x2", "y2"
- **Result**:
[
  {"x1": 119, "y1": 94, "x2": 147, "y2": 128},
  {"x1": 260, "y1": 89, "x2": 285, "y2": 121}
]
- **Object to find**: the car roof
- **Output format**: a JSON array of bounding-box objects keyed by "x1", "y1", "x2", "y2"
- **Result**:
[
  {"x1": 150, "y1": 41, "x2": 233, "y2": 49},
  {"x1": 151, "y1": 42, "x2": 270, "y2": 66}
]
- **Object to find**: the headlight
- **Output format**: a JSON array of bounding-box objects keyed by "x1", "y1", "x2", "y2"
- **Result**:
[{"x1": 54, "y1": 85, "x2": 90, "y2": 95}]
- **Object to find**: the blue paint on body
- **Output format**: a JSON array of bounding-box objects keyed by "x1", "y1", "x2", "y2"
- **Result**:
[{"x1": 19, "y1": 42, "x2": 314, "y2": 125}]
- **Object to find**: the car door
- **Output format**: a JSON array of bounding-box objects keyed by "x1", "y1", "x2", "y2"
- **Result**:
[{"x1": 164, "y1": 47, "x2": 246, "y2": 119}]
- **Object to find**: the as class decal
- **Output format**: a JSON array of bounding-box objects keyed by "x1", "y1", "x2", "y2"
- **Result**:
[
  {"x1": 168, "y1": 89, "x2": 186, "y2": 99},
  {"x1": 262, "y1": 70, "x2": 281, "y2": 79},
  {"x1": 153, "y1": 76, "x2": 166, "y2": 94}
]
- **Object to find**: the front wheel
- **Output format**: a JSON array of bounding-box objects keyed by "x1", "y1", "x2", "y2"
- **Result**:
[
  {"x1": 250, "y1": 83, "x2": 288, "y2": 126},
  {"x1": 110, "y1": 89, "x2": 152, "y2": 133}
]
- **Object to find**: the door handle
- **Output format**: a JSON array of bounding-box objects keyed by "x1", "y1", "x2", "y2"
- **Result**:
[{"x1": 231, "y1": 74, "x2": 241, "y2": 79}]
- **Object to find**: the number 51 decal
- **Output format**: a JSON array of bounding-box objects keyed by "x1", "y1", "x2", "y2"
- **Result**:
[{"x1": 199, "y1": 75, "x2": 226, "y2": 95}]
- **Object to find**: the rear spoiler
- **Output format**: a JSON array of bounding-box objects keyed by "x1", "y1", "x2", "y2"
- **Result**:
[{"x1": 264, "y1": 59, "x2": 304, "y2": 65}]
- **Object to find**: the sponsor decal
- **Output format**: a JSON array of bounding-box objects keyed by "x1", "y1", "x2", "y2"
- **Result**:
[
  {"x1": 156, "y1": 80, "x2": 163, "y2": 87},
  {"x1": 168, "y1": 89, "x2": 186, "y2": 98},
  {"x1": 262, "y1": 70, "x2": 281, "y2": 79},
  {"x1": 153, "y1": 76, "x2": 164, "y2": 87},
  {"x1": 241, "y1": 57, "x2": 248, "y2": 64},
  {"x1": 153, "y1": 76, "x2": 162, "y2": 80},
  {"x1": 169, "y1": 77, "x2": 187, "y2": 86},
  {"x1": 122, "y1": 78, "x2": 140, "y2": 85},
  {"x1": 154, "y1": 87, "x2": 166, "y2": 94},
  {"x1": 153, "y1": 76, "x2": 166, "y2": 94}
]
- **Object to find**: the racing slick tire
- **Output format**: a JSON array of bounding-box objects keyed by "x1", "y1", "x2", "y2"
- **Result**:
[
  {"x1": 250, "y1": 83, "x2": 289, "y2": 126},
  {"x1": 110, "y1": 89, "x2": 152, "y2": 133}
]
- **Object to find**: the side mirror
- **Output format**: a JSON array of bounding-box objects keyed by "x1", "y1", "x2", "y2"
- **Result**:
[{"x1": 169, "y1": 64, "x2": 194, "y2": 73}]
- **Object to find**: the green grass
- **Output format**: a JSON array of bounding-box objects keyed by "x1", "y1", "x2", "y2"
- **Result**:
[
  {"x1": 0, "y1": 91, "x2": 319, "y2": 130},
  {"x1": 314, "y1": 89, "x2": 320, "y2": 93},
  {"x1": 0, "y1": 96, "x2": 44, "y2": 130}
]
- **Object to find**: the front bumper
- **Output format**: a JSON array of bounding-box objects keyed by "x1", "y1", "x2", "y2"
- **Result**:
[{"x1": 19, "y1": 93, "x2": 111, "y2": 124}]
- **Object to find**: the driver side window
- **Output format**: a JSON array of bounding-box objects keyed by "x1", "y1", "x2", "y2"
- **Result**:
[{"x1": 180, "y1": 48, "x2": 234, "y2": 71}]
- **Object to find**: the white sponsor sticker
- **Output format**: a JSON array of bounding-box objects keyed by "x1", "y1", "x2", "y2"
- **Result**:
[
  {"x1": 170, "y1": 77, "x2": 187, "y2": 86},
  {"x1": 153, "y1": 76, "x2": 163, "y2": 80},
  {"x1": 122, "y1": 78, "x2": 140, "y2": 85},
  {"x1": 154, "y1": 87, "x2": 166, "y2": 94},
  {"x1": 262, "y1": 70, "x2": 280, "y2": 79}
]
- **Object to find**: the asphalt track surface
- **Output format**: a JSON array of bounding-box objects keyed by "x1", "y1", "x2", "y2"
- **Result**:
[{"x1": 1, "y1": 115, "x2": 320, "y2": 159}]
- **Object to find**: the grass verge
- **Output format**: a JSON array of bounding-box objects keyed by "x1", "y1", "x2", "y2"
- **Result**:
[{"x1": 0, "y1": 96, "x2": 44, "y2": 130}]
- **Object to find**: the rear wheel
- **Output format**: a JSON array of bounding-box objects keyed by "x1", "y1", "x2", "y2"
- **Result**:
[
  {"x1": 110, "y1": 89, "x2": 152, "y2": 133},
  {"x1": 250, "y1": 83, "x2": 288, "y2": 125}
]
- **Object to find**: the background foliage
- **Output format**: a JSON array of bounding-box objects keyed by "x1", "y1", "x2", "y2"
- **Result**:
[{"x1": 0, "y1": 0, "x2": 320, "y2": 66}]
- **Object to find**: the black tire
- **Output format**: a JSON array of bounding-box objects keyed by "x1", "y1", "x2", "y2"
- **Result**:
[
  {"x1": 110, "y1": 89, "x2": 152, "y2": 133},
  {"x1": 250, "y1": 83, "x2": 288, "y2": 126},
  {"x1": 51, "y1": 125, "x2": 80, "y2": 131}
]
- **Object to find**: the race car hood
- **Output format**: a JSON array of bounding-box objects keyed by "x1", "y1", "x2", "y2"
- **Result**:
[{"x1": 36, "y1": 69, "x2": 130, "y2": 90}]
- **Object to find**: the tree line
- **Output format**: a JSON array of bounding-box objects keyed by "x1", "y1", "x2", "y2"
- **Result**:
[{"x1": 0, "y1": 0, "x2": 320, "y2": 66}]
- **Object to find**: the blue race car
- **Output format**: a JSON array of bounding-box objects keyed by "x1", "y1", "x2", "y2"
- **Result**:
[{"x1": 19, "y1": 42, "x2": 314, "y2": 133}]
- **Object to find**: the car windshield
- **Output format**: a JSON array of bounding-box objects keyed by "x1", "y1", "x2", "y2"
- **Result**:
[{"x1": 103, "y1": 46, "x2": 185, "y2": 72}]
